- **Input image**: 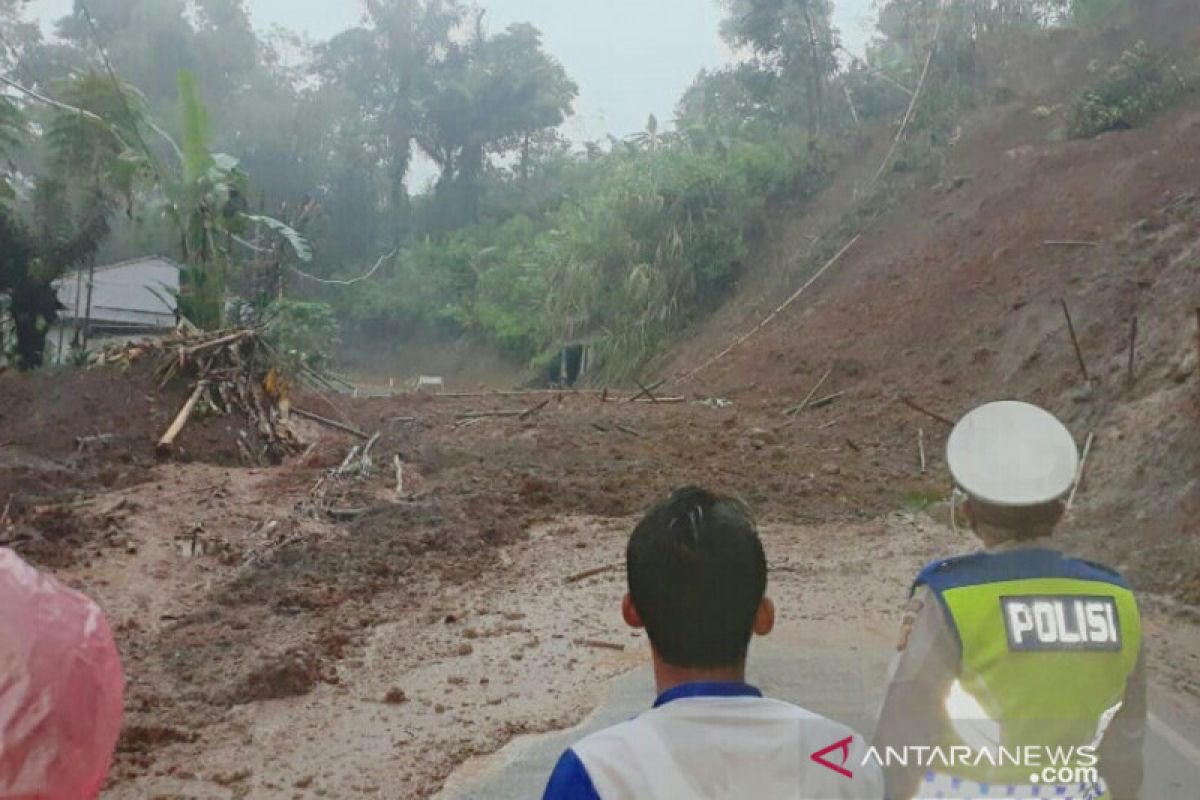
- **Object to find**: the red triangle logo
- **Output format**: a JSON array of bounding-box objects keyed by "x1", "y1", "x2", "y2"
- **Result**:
[{"x1": 811, "y1": 735, "x2": 855, "y2": 779}]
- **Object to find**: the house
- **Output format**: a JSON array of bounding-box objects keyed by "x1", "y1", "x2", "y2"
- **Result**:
[{"x1": 50, "y1": 256, "x2": 180, "y2": 360}]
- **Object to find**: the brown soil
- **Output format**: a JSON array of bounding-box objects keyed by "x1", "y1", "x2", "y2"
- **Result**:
[
  {"x1": 663, "y1": 93, "x2": 1200, "y2": 605},
  {"x1": 2, "y1": 18, "x2": 1199, "y2": 799}
]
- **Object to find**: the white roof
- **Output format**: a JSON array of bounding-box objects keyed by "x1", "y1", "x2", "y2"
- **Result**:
[
  {"x1": 946, "y1": 401, "x2": 1080, "y2": 507},
  {"x1": 55, "y1": 256, "x2": 179, "y2": 329}
]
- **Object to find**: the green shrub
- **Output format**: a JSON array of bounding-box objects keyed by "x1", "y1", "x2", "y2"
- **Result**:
[
  {"x1": 265, "y1": 299, "x2": 339, "y2": 374},
  {"x1": 541, "y1": 139, "x2": 826, "y2": 377},
  {"x1": 1069, "y1": 42, "x2": 1186, "y2": 139},
  {"x1": 328, "y1": 128, "x2": 827, "y2": 377}
]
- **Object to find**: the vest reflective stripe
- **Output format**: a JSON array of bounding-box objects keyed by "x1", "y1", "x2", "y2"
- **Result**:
[{"x1": 916, "y1": 550, "x2": 1141, "y2": 786}]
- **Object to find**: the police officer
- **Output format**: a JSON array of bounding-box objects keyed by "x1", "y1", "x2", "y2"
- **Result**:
[{"x1": 874, "y1": 401, "x2": 1145, "y2": 800}]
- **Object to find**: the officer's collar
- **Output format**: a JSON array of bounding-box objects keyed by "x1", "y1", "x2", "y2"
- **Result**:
[
  {"x1": 653, "y1": 681, "x2": 763, "y2": 708},
  {"x1": 987, "y1": 536, "x2": 1057, "y2": 554}
]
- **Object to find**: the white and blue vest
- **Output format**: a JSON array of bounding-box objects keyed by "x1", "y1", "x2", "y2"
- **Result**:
[{"x1": 543, "y1": 682, "x2": 883, "y2": 799}]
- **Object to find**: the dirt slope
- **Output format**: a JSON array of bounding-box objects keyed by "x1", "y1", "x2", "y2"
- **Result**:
[{"x1": 663, "y1": 89, "x2": 1200, "y2": 602}]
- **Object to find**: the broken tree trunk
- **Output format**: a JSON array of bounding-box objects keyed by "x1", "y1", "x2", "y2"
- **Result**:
[
  {"x1": 157, "y1": 381, "x2": 208, "y2": 456},
  {"x1": 292, "y1": 407, "x2": 370, "y2": 440}
]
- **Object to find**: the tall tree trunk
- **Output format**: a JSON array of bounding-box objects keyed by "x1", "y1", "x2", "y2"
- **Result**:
[
  {"x1": 798, "y1": 0, "x2": 825, "y2": 136},
  {"x1": 11, "y1": 281, "x2": 61, "y2": 371}
]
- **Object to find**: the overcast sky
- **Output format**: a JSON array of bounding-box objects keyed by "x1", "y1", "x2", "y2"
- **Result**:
[{"x1": 26, "y1": 1, "x2": 878, "y2": 140}]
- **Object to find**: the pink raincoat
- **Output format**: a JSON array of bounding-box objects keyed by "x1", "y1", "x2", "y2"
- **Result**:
[{"x1": 0, "y1": 548, "x2": 124, "y2": 799}]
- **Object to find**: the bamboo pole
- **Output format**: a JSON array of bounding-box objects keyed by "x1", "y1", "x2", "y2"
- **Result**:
[
  {"x1": 1060, "y1": 299, "x2": 1091, "y2": 383},
  {"x1": 784, "y1": 368, "x2": 832, "y2": 416},
  {"x1": 678, "y1": 236, "x2": 861, "y2": 383},
  {"x1": 1066, "y1": 432, "x2": 1096, "y2": 511}
]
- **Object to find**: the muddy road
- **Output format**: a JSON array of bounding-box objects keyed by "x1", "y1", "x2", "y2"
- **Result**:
[{"x1": 2, "y1": 375, "x2": 1198, "y2": 798}]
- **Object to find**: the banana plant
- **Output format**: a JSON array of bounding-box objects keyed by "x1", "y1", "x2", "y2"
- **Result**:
[{"x1": 121, "y1": 70, "x2": 312, "y2": 330}]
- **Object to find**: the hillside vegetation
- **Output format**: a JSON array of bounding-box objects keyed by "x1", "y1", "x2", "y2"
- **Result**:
[{"x1": 5, "y1": 1, "x2": 1195, "y2": 380}]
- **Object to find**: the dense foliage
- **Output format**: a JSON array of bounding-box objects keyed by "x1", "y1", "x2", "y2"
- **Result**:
[
  {"x1": 0, "y1": 0, "x2": 1175, "y2": 376},
  {"x1": 1069, "y1": 41, "x2": 1188, "y2": 138}
]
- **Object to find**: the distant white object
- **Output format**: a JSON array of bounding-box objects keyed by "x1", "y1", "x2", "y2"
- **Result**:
[
  {"x1": 415, "y1": 376, "x2": 445, "y2": 393},
  {"x1": 946, "y1": 401, "x2": 1079, "y2": 507}
]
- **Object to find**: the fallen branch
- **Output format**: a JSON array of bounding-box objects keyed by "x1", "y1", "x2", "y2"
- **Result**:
[
  {"x1": 616, "y1": 424, "x2": 643, "y2": 438},
  {"x1": 785, "y1": 368, "x2": 833, "y2": 416},
  {"x1": 918, "y1": 428, "x2": 927, "y2": 474},
  {"x1": 292, "y1": 407, "x2": 370, "y2": 440},
  {"x1": 328, "y1": 507, "x2": 372, "y2": 520},
  {"x1": 445, "y1": 389, "x2": 607, "y2": 398},
  {"x1": 455, "y1": 410, "x2": 525, "y2": 420},
  {"x1": 157, "y1": 381, "x2": 208, "y2": 456},
  {"x1": 359, "y1": 433, "x2": 382, "y2": 475},
  {"x1": 565, "y1": 564, "x2": 619, "y2": 584},
  {"x1": 1127, "y1": 316, "x2": 1138, "y2": 386},
  {"x1": 394, "y1": 455, "x2": 404, "y2": 499},
  {"x1": 1044, "y1": 240, "x2": 1101, "y2": 248},
  {"x1": 573, "y1": 638, "x2": 626, "y2": 652},
  {"x1": 900, "y1": 396, "x2": 955, "y2": 428},
  {"x1": 1060, "y1": 299, "x2": 1091, "y2": 383},
  {"x1": 808, "y1": 391, "x2": 845, "y2": 410},
  {"x1": 519, "y1": 399, "x2": 551, "y2": 420},
  {"x1": 627, "y1": 379, "x2": 666, "y2": 403},
  {"x1": 1066, "y1": 432, "x2": 1096, "y2": 511},
  {"x1": 334, "y1": 445, "x2": 362, "y2": 476}
]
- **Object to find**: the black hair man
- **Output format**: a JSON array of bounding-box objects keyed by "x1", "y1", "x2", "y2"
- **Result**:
[
  {"x1": 543, "y1": 486, "x2": 883, "y2": 799},
  {"x1": 873, "y1": 401, "x2": 1145, "y2": 799}
]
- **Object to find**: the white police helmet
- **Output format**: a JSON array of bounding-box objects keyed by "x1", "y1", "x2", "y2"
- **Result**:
[{"x1": 946, "y1": 401, "x2": 1080, "y2": 507}]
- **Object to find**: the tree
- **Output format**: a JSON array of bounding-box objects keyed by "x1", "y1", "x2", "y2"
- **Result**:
[
  {"x1": 0, "y1": 181, "x2": 111, "y2": 369},
  {"x1": 0, "y1": 71, "x2": 145, "y2": 369},
  {"x1": 314, "y1": 0, "x2": 466, "y2": 225},
  {"x1": 0, "y1": 96, "x2": 22, "y2": 202},
  {"x1": 720, "y1": 0, "x2": 840, "y2": 134},
  {"x1": 416, "y1": 20, "x2": 577, "y2": 228}
]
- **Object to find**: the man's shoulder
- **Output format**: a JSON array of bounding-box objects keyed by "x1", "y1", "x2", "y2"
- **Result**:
[
  {"x1": 572, "y1": 694, "x2": 839, "y2": 748},
  {"x1": 572, "y1": 695, "x2": 875, "y2": 772},
  {"x1": 556, "y1": 697, "x2": 882, "y2": 799}
]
